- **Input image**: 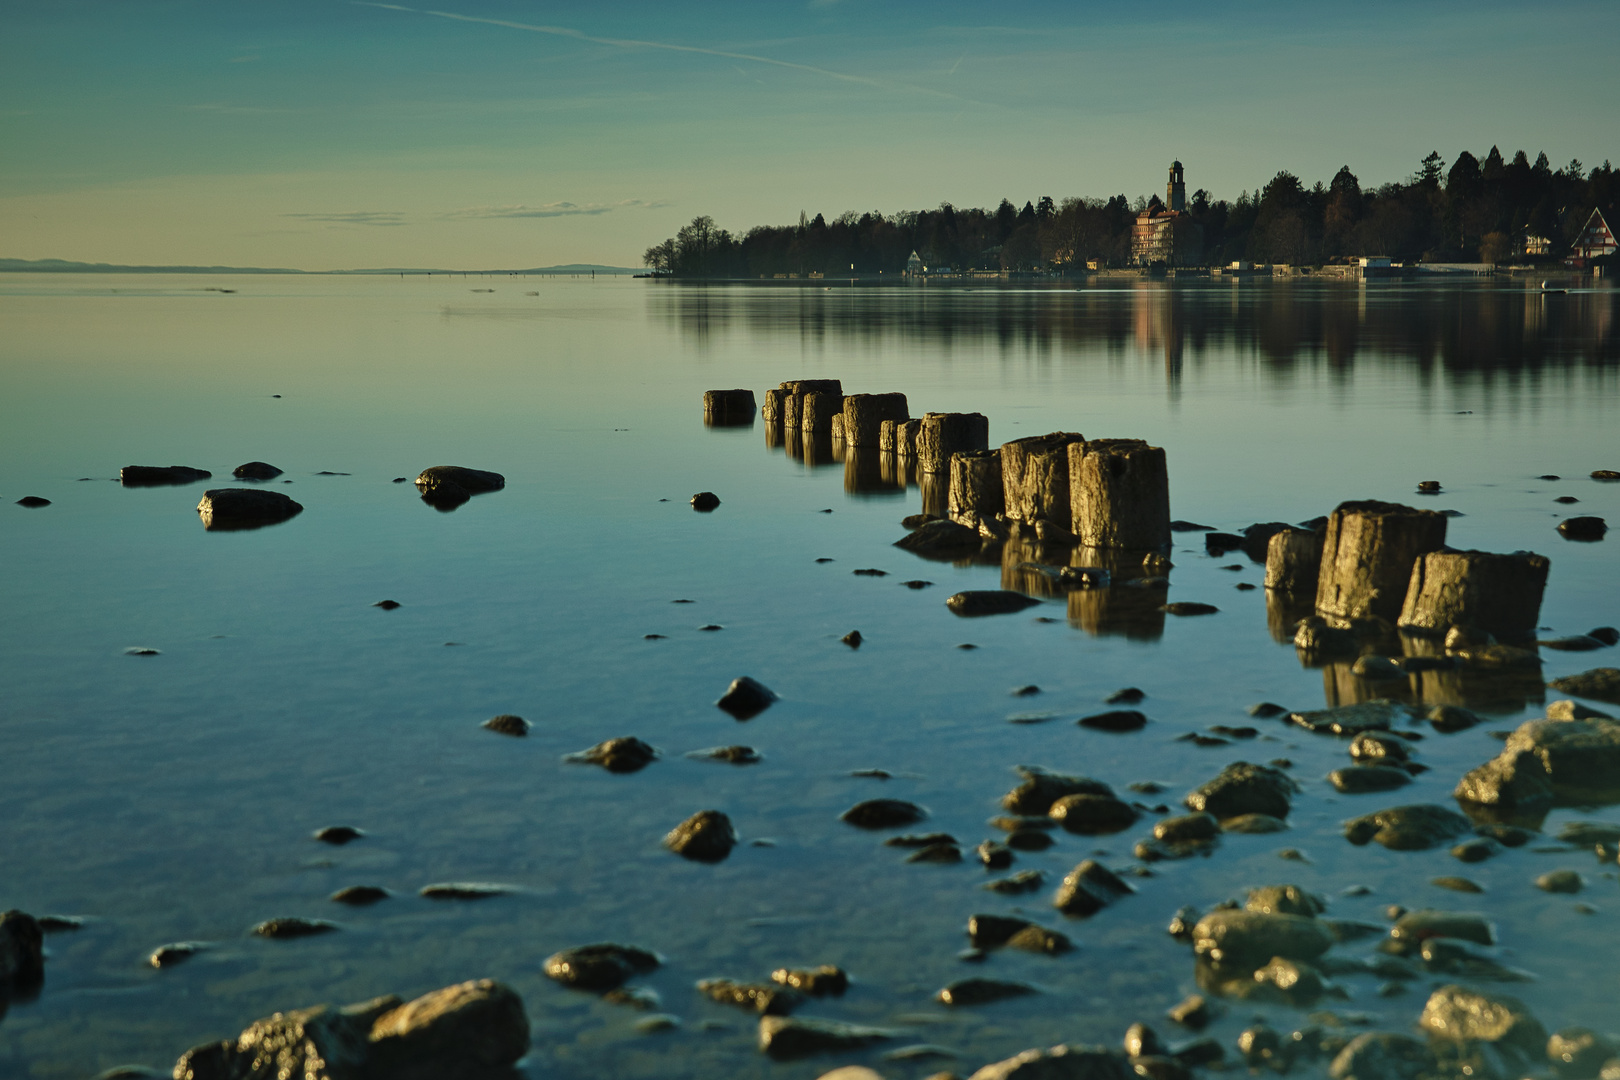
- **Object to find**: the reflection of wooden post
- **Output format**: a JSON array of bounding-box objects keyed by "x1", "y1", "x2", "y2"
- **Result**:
[
  {"x1": 919, "y1": 470, "x2": 948, "y2": 517},
  {"x1": 802, "y1": 390, "x2": 844, "y2": 434},
  {"x1": 917, "y1": 412, "x2": 990, "y2": 474},
  {"x1": 1001, "y1": 432, "x2": 1085, "y2": 525},
  {"x1": 762, "y1": 387, "x2": 787, "y2": 423},
  {"x1": 1315, "y1": 500, "x2": 1448, "y2": 622},
  {"x1": 1397, "y1": 550, "x2": 1550, "y2": 643},
  {"x1": 1067, "y1": 439, "x2": 1169, "y2": 551},
  {"x1": 1265, "y1": 588, "x2": 1315, "y2": 644},
  {"x1": 949, "y1": 450, "x2": 1003, "y2": 525},
  {"x1": 1265, "y1": 528, "x2": 1325, "y2": 593},
  {"x1": 842, "y1": 393, "x2": 909, "y2": 449},
  {"x1": 844, "y1": 448, "x2": 891, "y2": 494}
]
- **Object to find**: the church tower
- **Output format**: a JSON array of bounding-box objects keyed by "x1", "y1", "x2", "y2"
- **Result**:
[{"x1": 1167, "y1": 161, "x2": 1186, "y2": 213}]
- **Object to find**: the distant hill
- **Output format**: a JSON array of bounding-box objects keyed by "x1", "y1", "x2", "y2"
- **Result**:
[{"x1": 1, "y1": 257, "x2": 640, "y2": 275}]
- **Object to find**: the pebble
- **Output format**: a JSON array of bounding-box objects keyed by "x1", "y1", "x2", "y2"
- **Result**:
[
  {"x1": 716, "y1": 676, "x2": 777, "y2": 720},
  {"x1": 1185, "y1": 761, "x2": 1298, "y2": 820},
  {"x1": 1107, "y1": 688, "x2": 1146, "y2": 704},
  {"x1": 1167, "y1": 994, "x2": 1212, "y2": 1028},
  {"x1": 373, "y1": 600, "x2": 402, "y2": 610},
  {"x1": 757, "y1": 1016, "x2": 894, "y2": 1059},
  {"x1": 419, "y1": 882, "x2": 513, "y2": 899},
  {"x1": 1052, "y1": 859, "x2": 1134, "y2": 916},
  {"x1": 984, "y1": 870, "x2": 1045, "y2": 894},
  {"x1": 329, "y1": 886, "x2": 389, "y2": 905},
  {"x1": 853, "y1": 568, "x2": 888, "y2": 577},
  {"x1": 1328, "y1": 766, "x2": 1412, "y2": 794},
  {"x1": 543, "y1": 943, "x2": 660, "y2": 991},
  {"x1": 251, "y1": 918, "x2": 338, "y2": 939},
  {"x1": 566, "y1": 736, "x2": 658, "y2": 772},
  {"x1": 976, "y1": 840, "x2": 1013, "y2": 869},
  {"x1": 665, "y1": 810, "x2": 736, "y2": 861},
  {"x1": 841, "y1": 799, "x2": 926, "y2": 829},
  {"x1": 901, "y1": 580, "x2": 933, "y2": 589},
  {"x1": 946, "y1": 591, "x2": 1042, "y2": 617},
  {"x1": 1011, "y1": 685, "x2": 1040, "y2": 697},
  {"x1": 935, "y1": 977, "x2": 1037, "y2": 1006},
  {"x1": 1078, "y1": 709, "x2": 1147, "y2": 732},
  {"x1": 1049, "y1": 793, "x2": 1138, "y2": 834},
  {"x1": 1006, "y1": 830, "x2": 1054, "y2": 851},
  {"x1": 1248, "y1": 702, "x2": 1288, "y2": 718},
  {"x1": 482, "y1": 714, "x2": 530, "y2": 736},
  {"x1": 1536, "y1": 869, "x2": 1584, "y2": 893},
  {"x1": 771, "y1": 965, "x2": 848, "y2": 996},
  {"x1": 636, "y1": 1014, "x2": 681, "y2": 1033},
  {"x1": 1161, "y1": 602, "x2": 1218, "y2": 616},
  {"x1": 1450, "y1": 838, "x2": 1500, "y2": 863},
  {"x1": 685, "y1": 745, "x2": 760, "y2": 764},
  {"x1": 690, "y1": 492, "x2": 720, "y2": 511},
  {"x1": 697, "y1": 978, "x2": 803, "y2": 1015},
  {"x1": 1430, "y1": 876, "x2": 1484, "y2": 893},
  {"x1": 1343, "y1": 804, "x2": 1472, "y2": 850},
  {"x1": 906, "y1": 842, "x2": 962, "y2": 864},
  {"x1": 313, "y1": 825, "x2": 364, "y2": 845},
  {"x1": 16, "y1": 496, "x2": 51, "y2": 507},
  {"x1": 841, "y1": 630, "x2": 863, "y2": 648},
  {"x1": 148, "y1": 942, "x2": 207, "y2": 968}
]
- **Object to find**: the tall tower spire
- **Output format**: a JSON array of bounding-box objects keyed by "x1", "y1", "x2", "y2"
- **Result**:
[{"x1": 1167, "y1": 161, "x2": 1185, "y2": 213}]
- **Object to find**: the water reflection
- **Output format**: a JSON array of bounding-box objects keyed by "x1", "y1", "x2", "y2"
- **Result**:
[
  {"x1": 653, "y1": 281, "x2": 1619, "y2": 394},
  {"x1": 843, "y1": 448, "x2": 903, "y2": 496}
]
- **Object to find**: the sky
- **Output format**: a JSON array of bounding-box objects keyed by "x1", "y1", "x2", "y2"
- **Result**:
[{"x1": 2, "y1": 0, "x2": 1616, "y2": 270}]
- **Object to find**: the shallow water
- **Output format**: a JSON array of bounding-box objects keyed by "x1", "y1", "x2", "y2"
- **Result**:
[{"x1": 1, "y1": 274, "x2": 1617, "y2": 1079}]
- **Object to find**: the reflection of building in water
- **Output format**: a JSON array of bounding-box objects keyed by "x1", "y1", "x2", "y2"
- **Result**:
[
  {"x1": 905, "y1": 250, "x2": 924, "y2": 277},
  {"x1": 1131, "y1": 162, "x2": 1204, "y2": 267},
  {"x1": 1131, "y1": 283, "x2": 1185, "y2": 380}
]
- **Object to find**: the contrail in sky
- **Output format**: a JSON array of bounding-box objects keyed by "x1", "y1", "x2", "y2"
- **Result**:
[{"x1": 352, "y1": 2, "x2": 970, "y2": 102}]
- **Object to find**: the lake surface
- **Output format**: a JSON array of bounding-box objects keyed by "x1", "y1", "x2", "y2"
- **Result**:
[{"x1": 1, "y1": 273, "x2": 1617, "y2": 1079}]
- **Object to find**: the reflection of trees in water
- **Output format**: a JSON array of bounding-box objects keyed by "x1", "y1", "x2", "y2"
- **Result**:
[{"x1": 651, "y1": 283, "x2": 1619, "y2": 389}]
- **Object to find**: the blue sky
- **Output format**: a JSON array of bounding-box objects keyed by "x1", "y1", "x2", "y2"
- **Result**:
[{"x1": 2, "y1": 0, "x2": 1615, "y2": 268}]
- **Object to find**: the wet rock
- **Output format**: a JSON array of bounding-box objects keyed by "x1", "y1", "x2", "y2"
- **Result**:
[
  {"x1": 1249, "y1": 702, "x2": 1288, "y2": 718},
  {"x1": 315, "y1": 826, "x2": 364, "y2": 845},
  {"x1": 566, "y1": 736, "x2": 657, "y2": 773},
  {"x1": 418, "y1": 882, "x2": 512, "y2": 900},
  {"x1": 197, "y1": 488, "x2": 303, "y2": 529},
  {"x1": 1329, "y1": 766, "x2": 1412, "y2": 794},
  {"x1": 1185, "y1": 761, "x2": 1298, "y2": 820},
  {"x1": 1431, "y1": 876, "x2": 1484, "y2": 893},
  {"x1": 1289, "y1": 700, "x2": 1408, "y2": 736},
  {"x1": 543, "y1": 943, "x2": 660, "y2": 991},
  {"x1": 717, "y1": 676, "x2": 777, "y2": 719},
  {"x1": 1543, "y1": 634, "x2": 1608, "y2": 652},
  {"x1": 1191, "y1": 910, "x2": 1333, "y2": 967},
  {"x1": 1475, "y1": 822, "x2": 1536, "y2": 846},
  {"x1": 937, "y1": 978, "x2": 1038, "y2": 1006},
  {"x1": 1349, "y1": 731, "x2": 1410, "y2": 763},
  {"x1": 1549, "y1": 700, "x2": 1617, "y2": 720},
  {"x1": 1006, "y1": 830, "x2": 1054, "y2": 851},
  {"x1": 1428, "y1": 704, "x2": 1485, "y2": 733},
  {"x1": 1003, "y1": 768, "x2": 1115, "y2": 815},
  {"x1": 1388, "y1": 910, "x2": 1495, "y2": 953},
  {"x1": 1548, "y1": 1028, "x2": 1616, "y2": 1079},
  {"x1": 1077, "y1": 710, "x2": 1147, "y2": 732},
  {"x1": 1344, "y1": 804, "x2": 1471, "y2": 850},
  {"x1": 1328, "y1": 1032, "x2": 1435, "y2": 1080},
  {"x1": 698, "y1": 978, "x2": 803, "y2": 1015},
  {"x1": 690, "y1": 491, "x2": 721, "y2": 511},
  {"x1": 1350, "y1": 654, "x2": 1403, "y2": 680},
  {"x1": 120, "y1": 465, "x2": 211, "y2": 486},
  {"x1": 947, "y1": 591, "x2": 1042, "y2": 617},
  {"x1": 1456, "y1": 711, "x2": 1620, "y2": 812},
  {"x1": 330, "y1": 886, "x2": 390, "y2": 905},
  {"x1": 16, "y1": 496, "x2": 51, "y2": 507},
  {"x1": 251, "y1": 917, "x2": 338, "y2": 939},
  {"x1": 1123, "y1": 1024, "x2": 1164, "y2": 1059},
  {"x1": 1548, "y1": 668, "x2": 1620, "y2": 705},
  {"x1": 149, "y1": 942, "x2": 208, "y2": 968},
  {"x1": 233, "y1": 461, "x2": 283, "y2": 480},
  {"x1": 1166, "y1": 906, "x2": 1202, "y2": 943},
  {"x1": 1204, "y1": 532, "x2": 1243, "y2": 555},
  {"x1": 1107, "y1": 688, "x2": 1146, "y2": 705},
  {"x1": 985, "y1": 870, "x2": 1046, "y2": 894},
  {"x1": 758, "y1": 1015, "x2": 894, "y2": 1059},
  {"x1": 373, "y1": 599, "x2": 401, "y2": 610},
  {"x1": 482, "y1": 714, "x2": 529, "y2": 736},
  {"x1": 896, "y1": 518, "x2": 984, "y2": 556},
  {"x1": 1170, "y1": 1038, "x2": 1224, "y2": 1068},
  {"x1": 1559, "y1": 516, "x2": 1608, "y2": 541},
  {"x1": 965, "y1": 1044, "x2": 1131, "y2": 1080},
  {"x1": 841, "y1": 799, "x2": 926, "y2": 830},
  {"x1": 665, "y1": 810, "x2": 736, "y2": 861},
  {"x1": 687, "y1": 745, "x2": 761, "y2": 764},
  {"x1": 840, "y1": 630, "x2": 863, "y2": 648},
  {"x1": 1251, "y1": 956, "x2": 1327, "y2": 1005},
  {"x1": 885, "y1": 833, "x2": 958, "y2": 848},
  {"x1": 977, "y1": 840, "x2": 1013, "y2": 869},
  {"x1": 1592, "y1": 627, "x2": 1620, "y2": 646},
  {"x1": 1246, "y1": 885, "x2": 1326, "y2": 917},
  {"x1": 1053, "y1": 860, "x2": 1134, "y2": 917},
  {"x1": 1049, "y1": 794, "x2": 1137, "y2": 834},
  {"x1": 1419, "y1": 984, "x2": 1547, "y2": 1058},
  {"x1": 907, "y1": 842, "x2": 962, "y2": 863},
  {"x1": 771, "y1": 966, "x2": 847, "y2": 996},
  {"x1": 36, "y1": 915, "x2": 83, "y2": 933},
  {"x1": 173, "y1": 979, "x2": 528, "y2": 1080},
  {"x1": 1536, "y1": 869, "x2": 1584, "y2": 893},
  {"x1": 1167, "y1": 995, "x2": 1212, "y2": 1029},
  {"x1": 1155, "y1": 812, "x2": 1218, "y2": 843},
  {"x1": 1451, "y1": 839, "x2": 1500, "y2": 863},
  {"x1": 0, "y1": 911, "x2": 44, "y2": 990},
  {"x1": 1161, "y1": 602, "x2": 1218, "y2": 616},
  {"x1": 1237, "y1": 1024, "x2": 1283, "y2": 1068}
]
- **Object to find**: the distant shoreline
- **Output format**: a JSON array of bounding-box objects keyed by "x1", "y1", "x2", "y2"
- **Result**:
[{"x1": 0, "y1": 258, "x2": 639, "y2": 276}]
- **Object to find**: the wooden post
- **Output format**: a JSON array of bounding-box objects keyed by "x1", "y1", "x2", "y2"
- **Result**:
[
  {"x1": 880, "y1": 419, "x2": 900, "y2": 452},
  {"x1": 917, "y1": 412, "x2": 990, "y2": 474},
  {"x1": 831, "y1": 414, "x2": 846, "y2": 443},
  {"x1": 762, "y1": 387, "x2": 788, "y2": 423},
  {"x1": 1315, "y1": 500, "x2": 1448, "y2": 622},
  {"x1": 1397, "y1": 549, "x2": 1550, "y2": 643},
  {"x1": 783, "y1": 390, "x2": 804, "y2": 431},
  {"x1": 1000, "y1": 432, "x2": 1085, "y2": 526},
  {"x1": 1265, "y1": 527, "x2": 1325, "y2": 593},
  {"x1": 781, "y1": 379, "x2": 841, "y2": 433},
  {"x1": 703, "y1": 389, "x2": 756, "y2": 426},
  {"x1": 801, "y1": 390, "x2": 844, "y2": 434},
  {"x1": 897, "y1": 419, "x2": 921, "y2": 456},
  {"x1": 948, "y1": 449, "x2": 1003, "y2": 525},
  {"x1": 841, "y1": 393, "x2": 909, "y2": 449},
  {"x1": 1067, "y1": 438, "x2": 1170, "y2": 551}
]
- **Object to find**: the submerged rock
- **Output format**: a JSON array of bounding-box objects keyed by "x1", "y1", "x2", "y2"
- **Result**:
[
  {"x1": 947, "y1": 591, "x2": 1042, "y2": 617},
  {"x1": 1048, "y1": 793, "x2": 1137, "y2": 834},
  {"x1": 1184, "y1": 762, "x2": 1298, "y2": 820},
  {"x1": 419, "y1": 883, "x2": 513, "y2": 900},
  {"x1": 841, "y1": 799, "x2": 926, "y2": 829},
  {"x1": 1053, "y1": 860, "x2": 1134, "y2": 917},
  {"x1": 1190, "y1": 910, "x2": 1333, "y2": 967},
  {"x1": 1003, "y1": 768, "x2": 1115, "y2": 815},
  {"x1": 1387, "y1": 910, "x2": 1495, "y2": 953},
  {"x1": 232, "y1": 461, "x2": 282, "y2": 480},
  {"x1": 936, "y1": 977, "x2": 1038, "y2": 1006},
  {"x1": 1245, "y1": 885, "x2": 1326, "y2": 917},
  {"x1": 148, "y1": 942, "x2": 207, "y2": 968},
  {"x1": 1456, "y1": 711, "x2": 1620, "y2": 812},
  {"x1": 1418, "y1": 984, "x2": 1547, "y2": 1058},
  {"x1": 966, "y1": 1044, "x2": 1132, "y2": 1080},
  {"x1": 1329, "y1": 766, "x2": 1412, "y2": 794},
  {"x1": 757, "y1": 1016, "x2": 893, "y2": 1059},
  {"x1": 1344, "y1": 805, "x2": 1472, "y2": 850},
  {"x1": 314, "y1": 826, "x2": 364, "y2": 845},
  {"x1": 1328, "y1": 1032, "x2": 1435, "y2": 1080},
  {"x1": 896, "y1": 518, "x2": 984, "y2": 555},
  {"x1": 251, "y1": 917, "x2": 338, "y2": 939},
  {"x1": 665, "y1": 811, "x2": 736, "y2": 861},
  {"x1": 1547, "y1": 668, "x2": 1620, "y2": 705},
  {"x1": 120, "y1": 465, "x2": 211, "y2": 486},
  {"x1": 0, "y1": 910, "x2": 44, "y2": 990},
  {"x1": 686, "y1": 745, "x2": 761, "y2": 764},
  {"x1": 716, "y1": 676, "x2": 777, "y2": 719},
  {"x1": 1078, "y1": 709, "x2": 1147, "y2": 732},
  {"x1": 544, "y1": 943, "x2": 660, "y2": 991},
  {"x1": 1221, "y1": 813, "x2": 1289, "y2": 834},
  {"x1": 566, "y1": 736, "x2": 657, "y2": 773},
  {"x1": 197, "y1": 488, "x2": 303, "y2": 529},
  {"x1": 481, "y1": 714, "x2": 529, "y2": 736},
  {"x1": 1289, "y1": 701, "x2": 1409, "y2": 736},
  {"x1": 330, "y1": 886, "x2": 390, "y2": 906},
  {"x1": 697, "y1": 978, "x2": 803, "y2": 1015},
  {"x1": 172, "y1": 979, "x2": 528, "y2": 1080},
  {"x1": 985, "y1": 870, "x2": 1046, "y2": 895},
  {"x1": 1547, "y1": 1028, "x2": 1616, "y2": 1078},
  {"x1": 770, "y1": 966, "x2": 847, "y2": 996}
]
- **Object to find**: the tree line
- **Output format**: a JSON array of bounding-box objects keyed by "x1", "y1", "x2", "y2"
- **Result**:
[{"x1": 643, "y1": 149, "x2": 1616, "y2": 277}]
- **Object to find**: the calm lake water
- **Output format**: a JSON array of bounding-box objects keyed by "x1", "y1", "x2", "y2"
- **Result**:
[{"x1": 1, "y1": 273, "x2": 1617, "y2": 1079}]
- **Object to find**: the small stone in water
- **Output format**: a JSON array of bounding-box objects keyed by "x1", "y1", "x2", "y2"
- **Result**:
[
  {"x1": 16, "y1": 496, "x2": 51, "y2": 507},
  {"x1": 690, "y1": 492, "x2": 720, "y2": 511},
  {"x1": 1078, "y1": 709, "x2": 1147, "y2": 732},
  {"x1": 1006, "y1": 829, "x2": 1054, "y2": 850},
  {"x1": 717, "y1": 676, "x2": 777, "y2": 719},
  {"x1": 373, "y1": 600, "x2": 401, "y2": 609},
  {"x1": 665, "y1": 810, "x2": 736, "y2": 861},
  {"x1": 330, "y1": 886, "x2": 389, "y2": 905},
  {"x1": 1248, "y1": 702, "x2": 1288, "y2": 718},
  {"x1": 419, "y1": 882, "x2": 513, "y2": 899},
  {"x1": 482, "y1": 714, "x2": 530, "y2": 736},
  {"x1": 686, "y1": 745, "x2": 760, "y2": 764},
  {"x1": 1536, "y1": 869, "x2": 1584, "y2": 893},
  {"x1": 985, "y1": 870, "x2": 1045, "y2": 894},
  {"x1": 149, "y1": 942, "x2": 206, "y2": 967},
  {"x1": 37, "y1": 915, "x2": 83, "y2": 932},
  {"x1": 770, "y1": 965, "x2": 847, "y2": 996},
  {"x1": 841, "y1": 630, "x2": 862, "y2": 648},
  {"x1": 853, "y1": 568, "x2": 887, "y2": 577},
  {"x1": 566, "y1": 736, "x2": 658, "y2": 772},
  {"x1": 544, "y1": 943, "x2": 660, "y2": 991},
  {"x1": 1107, "y1": 687, "x2": 1146, "y2": 704},
  {"x1": 252, "y1": 917, "x2": 338, "y2": 938},
  {"x1": 901, "y1": 580, "x2": 933, "y2": 589},
  {"x1": 1430, "y1": 876, "x2": 1484, "y2": 893},
  {"x1": 905, "y1": 842, "x2": 962, "y2": 864},
  {"x1": 842, "y1": 799, "x2": 926, "y2": 828},
  {"x1": 1012, "y1": 684, "x2": 1041, "y2": 696},
  {"x1": 1162, "y1": 602, "x2": 1219, "y2": 616},
  {"x1": 1451, "y1": 838, "x2": 1500, "y2": 862},
  {"x1": 977, "y1": 840, "x2": 1012, "y2": 869},
  {"x1": 314, "y1": 825, "x2": 364, "y2": 845},
  {"x1": 1167, "y1": 994, "x2": 1212, "y2": 1028},
  {"x1": 935, "y1": 977, "x2": 1037, "y2": 1006}
]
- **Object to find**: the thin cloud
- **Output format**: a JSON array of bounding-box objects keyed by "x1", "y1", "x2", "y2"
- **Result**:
[
  {"x1": 443, "y1": 199, "x2": 669, "y2": 219},
  {"x1": 283, "y1": 211, "x2": 408, "y2": 226},
  {"x1": 351, "y1": 2, "x2": 970, "y2": 102}
]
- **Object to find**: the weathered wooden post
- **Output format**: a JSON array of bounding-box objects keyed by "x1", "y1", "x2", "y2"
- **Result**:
[
  {"x1": 801, "y1": 390, "x2": 844, "y2": 434},
  {"x1": 1067, "y1": 438, "x2": 1170, "y2": 551},
  {"x1": 1315, "y1": 500, "x2": 1448, "y2": 622},
  {"x1": 1000, "y1": 432, "x2": 1085, "y2": 528},
  {"x1": 917, "y1": 412, "x2": 990, "y2": 474},
  {"x1": 703, "y1": 389, "x2": 756, "y2": 426},
  {"x1": 948, "y1": 449, "x2": 1004, "y2": 526},
  {"x1": 783, "y1": 390, "x2": 804, "y2": 431},
  {"x1": 841, "y1": 393, "x2": 909, "y2": 449},
  {"x1": 762, "y1": 386, "x2": 788, "y2": 423},
  {"x1": 1265, "y1": 527, "x2": 1326, "y2": 593},
  {"x1": 781, "y1": 379, "x2": 842, "y2": 433},
  {"x1": 879, "y1": 419, "x2": 900, "y2": 452},
  {"x1": 1397, "y1": 549, "x2": 1550, "y2": 643},
  {"x1": 831, "y1": 414, "x2": 846, "y2": 443}
]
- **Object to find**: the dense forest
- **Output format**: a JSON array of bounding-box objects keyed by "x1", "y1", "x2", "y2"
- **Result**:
[{"x1": 643, "y1": 149, "x2": 1616, "y2": 277}]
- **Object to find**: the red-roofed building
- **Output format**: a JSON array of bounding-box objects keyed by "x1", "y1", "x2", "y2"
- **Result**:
[{"x1": 1570, "y1": 208, "x2": 1616, "y2": 263}]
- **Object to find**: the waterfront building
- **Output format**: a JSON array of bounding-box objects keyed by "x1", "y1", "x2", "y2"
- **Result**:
[
  {"x1": 1570, "y1": 208, "x2": 1616, "y2": 261},
  {"x1": 905, "y1": 250, "x2": 924, "y2": 276},
  {"x1": 1131, "y1": 162, "x2": 1203, "y2": 266}
]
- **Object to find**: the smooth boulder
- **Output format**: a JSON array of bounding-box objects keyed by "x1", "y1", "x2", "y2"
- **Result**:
[
  {"x1": 1455, "y1": 711, "x2": 1620, "y2": 811},
  {"x1": 1184, "y1": 762, "x2": 1297, "y2": 820},
  {"x1": 664, "y1": 811, "x2": 736, "y2": 861},
  {"x1": 120, "y1": 464, "x2": 211, "y2": 486},
  {"x1": 947, "y1": 590, "x2": 1042, "y2": 617},
  {"x1": 197, "y1": 489, "x2": 303, "y2": 530}
]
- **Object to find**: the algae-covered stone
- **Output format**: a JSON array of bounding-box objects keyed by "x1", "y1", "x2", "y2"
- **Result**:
[
  {"x1": 1190, "y1": 910, "x2": 1333, "y2": 967},
  {"x1": 1053, "y1": 860, "x2": 1134, "y2": 917},
  {"x1": 1343, "y1": 804, "x2": 1472, "y2": 850},
  {"x1": 966, "y1": 1043, "x2": 1132, "y2": 1080},
  {"x1": 1245, "y1": 885, "x2": 1326, "y2": 917},
  {"x1": 1456, "y1": 713, "x2": 1620, "y2": 810},
  {"x1": 1418, "y1": 984, "x2": 1547, "y2": 1057},
  {"x1": 1003, "y1": 769, "x2": 1115, "y2": 815},
  {"x1": 1328, "y1": 1032, "x2": 1435, "y2": 1080},
  {"x1": 544, "y1": 944, "x2": 660, "y2": 991},
  {"x1": 757, "y1": 1016, "x2": 894, "y2": 1059},
  {"x1": 1185, "y1": 762, "x2": 1298, "y2": 820},
  {"x1": 664, "y1": 811, "x2": 736, "y2": 861}
]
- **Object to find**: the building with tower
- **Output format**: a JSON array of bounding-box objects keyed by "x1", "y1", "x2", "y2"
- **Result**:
[{"x1": 1131, "y1": 161, "x2": 1203, "y2": 266}]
